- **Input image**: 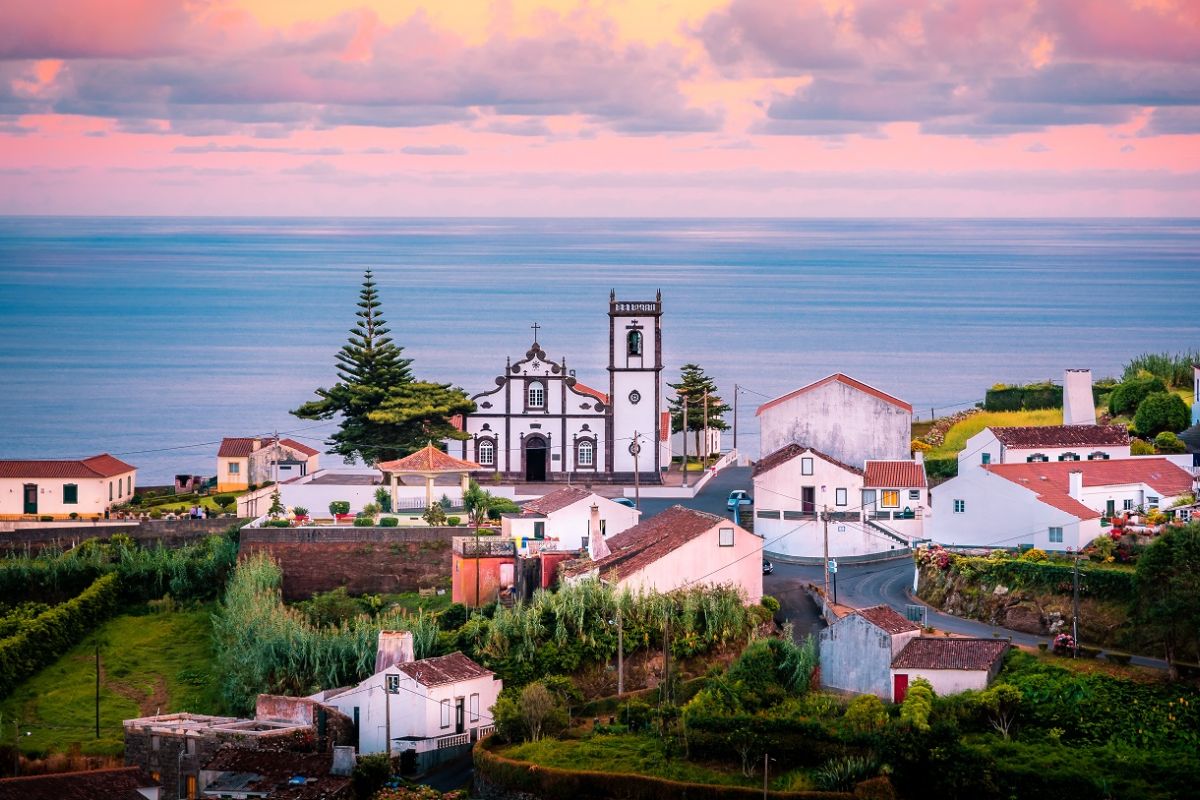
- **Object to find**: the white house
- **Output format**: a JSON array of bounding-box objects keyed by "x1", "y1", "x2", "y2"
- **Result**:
[
  {"x1": 890, "y1": 638, "x2": 1009, "y2": 702},
  {"x1": 560, "y1": 505, "x2": 763, "y2": 604},
  {"x1": 819, "y1": 605, "x2": 921, "y2": 700},
  {"x1": 756, "y1": 374, "x2": 912, "y2": 468},
  {"x1": 753, "y1": 444, "x2": 927, "y2": 559},
  {"x1": 217, "y1": 436, "x2": 321, "y2": 492},
  {"x1": 0, "y1": 454, "x2": 137, "y2": 519},
  {"x1": 958, "y1": 425, "x2": 1130, "y2": 470},
  {"x1": 319, "y1": 633, "x2": 501, "y2": 768},
  {"x1": 500, "y1": 486, "x2": 640, "y2": 551},
  {"x1": 929, "y1": 457, "x2": 1194, "y2": 552}
]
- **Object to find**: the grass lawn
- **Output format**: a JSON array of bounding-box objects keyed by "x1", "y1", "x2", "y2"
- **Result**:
[
  {"x1": 931, "y1": 409, "x2": 1062, "y2": 458},
  {"x1": 0, "y1": 605, "x2": 223, "y2": 757},
  {"x1": 380, "y1": 591, "x2": 452, "y2": 614}
]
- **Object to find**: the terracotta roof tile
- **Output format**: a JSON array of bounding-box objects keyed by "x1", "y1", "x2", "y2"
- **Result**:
[
  {"x1": 990, "y1": 424, "x2": 1130, "y2": 449},
  {"x1": 571, "y1": 381, "x2": 609, "y2": 404},
  {"x1": 854, "y1": 605, "x2": 920, "y2": 634},
  {"x1": 0, "y1": 454, "x2": 136, "y2": 479},
  {"x1": 396, "y1": 652, "x2": 493, "y2": 687},
  {"x1": 0, "y1": 767, "x2": 158, "y2": 800},
  {"x1": 278, "y1": 438, "x2": 320, "y2": 457},
  {"x1": 756, "y1": 374, "x2": 912, "y2": 416},
  {"x1": 561, "y1": 505, "x2": 727, "y2": 582},
  {"x1": 863, "y1": 461, "x2": 927, "y2": 488},
  {"x1": 218, "y1": 437, "x2": 259, "y2": 457},
  {"x1": 891, "y1": 637, "x2": 1009, "y2": 671},
  {"x1": 752, "y1": 443, "x2": 863, "y2": 478},
  {"x1": 521, "y1": 487, "x2": 594, "y2": 516},
  {"x1": 984, "y1": 458, "x2": 1193, "y2": 520},
  {"x1": 377, "y1": 445, "x2": 481, "y2": 473}
]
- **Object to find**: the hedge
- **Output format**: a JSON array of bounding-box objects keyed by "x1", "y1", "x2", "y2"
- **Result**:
[
  {"x1": 923, "y1": 457, "x2": 958, "y2": 482},
  {"x1": 0, "y1": 572, "x2": 121, "y2": 697},
  {"x1": 474, "y1": 737, "x2": 860, "y2": 800},
  {"x1": 683, "y1": 713, "x2": 867, "y2": 770},
  {"x1": 984, "y1": 384, "x2": 1061, "y2": 412},
  {"x1": 952, "y1": 557, "x2": 1134, "y2": 601}
]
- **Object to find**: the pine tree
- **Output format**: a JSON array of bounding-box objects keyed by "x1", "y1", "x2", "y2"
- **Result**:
[
  {"x1": 667, "y1": 364, "x2": 730, "y2": 462},
  {"x1": 291, "y1": 269, "x2": 473, "y2": 463}
]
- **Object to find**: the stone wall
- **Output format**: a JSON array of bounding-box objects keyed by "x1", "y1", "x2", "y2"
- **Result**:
[
  {"x1": 0, "y1": 518, "x2": 243, "y2": 553},
  {"x1": 239, "y1": 527, "x2": 456, "y2": 600}
]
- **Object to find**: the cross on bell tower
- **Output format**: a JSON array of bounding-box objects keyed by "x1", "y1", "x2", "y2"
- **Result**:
[{"x1": 530, "y1": 322, "x2": 541, "y2": 343}]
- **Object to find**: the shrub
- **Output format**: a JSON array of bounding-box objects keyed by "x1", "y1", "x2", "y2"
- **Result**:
[
  {"x1": 760, "y1": 595, "x2": 781, "y2": 614},
  {"x1": 329, "y1": 500, "x2": 351, "y2": 516},
  {"x1": 1153, "y1": 431, "x2": 1187, "y2": 454},
  {"x1": 422, "y1": 504, "x2": 447, "y2": 526},
  {"x1": 1108, "y1": 374, "x2": 1167, "y2": 416},
  {"x1": 353, "y1": 515, "x2": 374, "y2": 527},
  {"x1": 1130, "y1": 437, "x2": 1156, "y2": 455},
  {"x1": 68, "y1": 512, "x2": 78, "y2": 520},
  {"x1": 844, "y1": 694, "x2": 887, "y2": 733},
  {"x1": 149, "y1": 509, "x2": 163, "y2": 520},
  {"x1": 487, "y1": 497, "x2": 520, "y2": 518},
  {"x1": 292, "y1": 506, "x2": 309, "y2": 518},
  {"x1": 898, "y1": 679, "x2": 934, "y2": 731},
  {"x1": 379, "y1": 516, "x2": 399, "y2": 527},
  {"x1": 439, "y1": 494, "x2": 453, "y2": 510},
  {"x1": 374, "y1": 486, "x2": 392, "y2": 513},
  {"x1": 361, "y1": 502, "x2": 380, "y2": 517},
  {"x1": 1020, "y1": 548, "x2": 1048, "y2": 562},
  {"x1": 212, "y1": 494, "x2": 236, "y2": 512},
  {"x1": 910, "y1": 439, "x2": 932, "y2": 453},
  {"x1": 814, "y1": 756, "x2": 880, "y2": 792},
  {"x1": 1133, "y1": 392, "x2": 1189, "y2": 438},
  {"x1": 447, "y1": 516, "x2": 462, "y2": 526},
  {"x1": 351, "y1": 752, "x2": 392, "y2": 799},
  {"x1": 264, "y1": 519, "x2": 291, "y2": 528},
  {"x1": 1122, "y1": 351, "x2": 1200, "y2": 387}
]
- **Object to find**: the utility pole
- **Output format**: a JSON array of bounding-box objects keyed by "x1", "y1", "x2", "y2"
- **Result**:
[
  {"x1": 822, "y1": 506, "x2": 831, "y2": 602},
  {"x1": 617, "y1": 606, "x2": 624, "y2": 695},
  {"x1": 763, "y1": 753, "x2": 769, "y2": 800},
  {"x1": 1072, "y1": 551, "x2": 1081, "y2": 658},
  {"x1": 733, "y1": 384, "x2": 739, "y2": 451},
  {"x1": 95, "y1": 642, "x2": 100, "y2": 739},
  {"x1": 681, "y1": 395, "x2": 689, "y2": 488},
  {"x1": 631, "y1": 432, "x2": 642, "y2": 510},
  {"x1": 703, "y1": 389, "x2": 709, "y2": 462},
  {"x1": 384, "y1": 678, "x2": 393, "y2": 761},
  {"x1": 662, "y1": 610, "x2": 671, "y2": 706}
]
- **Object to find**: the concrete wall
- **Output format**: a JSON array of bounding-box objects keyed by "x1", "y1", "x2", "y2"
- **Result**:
[
  {"x1": 500, "y1": 495, "x2": 640, "y2": 551},
  {"x1": 818, "y1": 614, "x2": 908, "y2": 699},
  {"x1": 239, "y1": 527, "x2": 454, "y2": 600},
  {"x1": 0, "y1": 471, "x2": 136, "y2": 518},
  {"x1": 451, "y1": 553, "x2": 510, "y2": 605},
  {"x1": 759, "y1": 380, "x2": 910, "y2": 466},
  {"x1": 621, "y1": 521, "x2": 762, "y2": 604},
  {"x1": 0, "y1": 517, "x2": 239, "y2": 553}
]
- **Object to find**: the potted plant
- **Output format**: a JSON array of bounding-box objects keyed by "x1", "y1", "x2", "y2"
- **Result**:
[
  {"x1": 329, "y1": 500, "x2": 352, "y2": 522},
  {"x1": 292, "y1": 506, "x2": 310, "y2": 524}
]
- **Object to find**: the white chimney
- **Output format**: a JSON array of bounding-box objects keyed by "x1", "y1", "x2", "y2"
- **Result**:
[
  {"x1": 1068, "y1": 470, "x2": 1084, "y2": 500},
  {"x1": 1062, "y1": 369, "x2": 1096, "y2": 426},
  {"x1": 913, "y1": 450, "x2": 925, "y2": 465},
  {"x1": 588, "y1": 502, "x2": 611, "y2": 561},
  {"x1": 374, "y1": 630, "x2": 414, "y2": 673}
]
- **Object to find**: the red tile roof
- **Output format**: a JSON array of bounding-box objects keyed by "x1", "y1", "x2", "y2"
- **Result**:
[
  {"x1": 377, "y1": 444, "x2": 481, "y2": 473},
  {"x1": 202, "y1": 746, "x2": 351, "y2": 800},
  {"x1": 396, "y1": 651, "x2": 493, "y2": 687},
  {"x1": 891, "y1": 637, "x2": 1009, "y2": 671},
  {"x1": 0, "y1": 766, "x2": 158, "y2": 800},
  {"x1": 218, "y1": 437, "x2": 260, "y2": 457},
  {"x1": 0, "y1": 454, "x2": 136, "y2": 479},
  {"x1": 990, "y1": 424, "x2": 1130, "y2": 449},
  {"x1": 521, "y1": 486, "x2": 595, "y2": 516},
  {"x1": 853, "y1": 605, "x2": 920, "y2": 635},
  {"x1": 278, "y1": 438, "x2": 320, "y2": 457},
  {"x1": 863, "y1": 460, "x2": 927, "y2": 488},
  {"x1": 572, "y1": 381, "x2": 609, "y2": 404},
  {"x1": 752, "y1": 443, "x2": 863, "y2": 478},
  {"x1": 561, "y1": 505, "x2": 727, "y2": 582},
  {"x1": 984, "y1": 458, "x2": 1193, "y2": 520},
  {"x1": 756, "y1": 374, "x2": 912, "y2": 416}
]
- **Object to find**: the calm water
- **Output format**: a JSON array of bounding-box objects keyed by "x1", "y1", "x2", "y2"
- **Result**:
[{"x1": 1, "y1": 217, "x2": 1197, "y2": 482}]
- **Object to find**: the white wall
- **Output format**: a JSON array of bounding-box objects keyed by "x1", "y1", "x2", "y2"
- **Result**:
[
  {"x1": 611, "y1": 307, "x2": 661, "y2": 474},
  {"x1": 1004, "y1": 444, "x2": 1131, "y2": 463},
  {"x1": 890, "y1": 667, "x2": 990, "y2": 700},
  {"x1": 0, "y1": 472, "x2": 136, "y2": 517},
  {"x1": 620, "y1": 522, "x2": 762, "y2": 604},
  {"x1": 670, "y1": 428, "x2": 723, "y2": 461},
  {"x1": 501, "y1": 495, "x2": 640, "y2": 551},
  {"x1": 758, "y1": 379, "x2": 910, "y2": 466}
]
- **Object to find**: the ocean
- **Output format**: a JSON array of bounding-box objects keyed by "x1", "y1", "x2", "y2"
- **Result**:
[{"x1": 1, "y1": 217, "x2": 1197, "y2": 482}]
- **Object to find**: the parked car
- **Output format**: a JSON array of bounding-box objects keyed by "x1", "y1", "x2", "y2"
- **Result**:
[
  {"x1": 762, "y1": 558, "x2": 774, "y2": 575},
  {"x1": 727, "y1": 490, "x2": 753, "y2": 511},
  {"x1": 612, "y1": 497, "x2": 637, "y2": 509}
]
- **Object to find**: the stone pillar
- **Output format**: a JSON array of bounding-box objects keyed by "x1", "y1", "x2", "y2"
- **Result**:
[
  {"x1": 460, "y1": 472, "x2": 470, "y2": 501},
  {"x1": 390, "y1": 474, "x2": 398, "y2": 514},
  {"x1": 425, "y1": 475, "x2": 434, "y2": 509}
]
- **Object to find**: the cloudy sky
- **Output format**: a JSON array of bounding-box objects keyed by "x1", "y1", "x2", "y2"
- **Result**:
[{"x1": 2, "y1": 0, "x2": 1198, "y2": 215}]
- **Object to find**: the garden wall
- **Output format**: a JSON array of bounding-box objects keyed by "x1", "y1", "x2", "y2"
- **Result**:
[
  {"x1": 0, "y1": 518, "x2": 241, "y2": 553},
  {"x1": 238, "y1": 527, "x2": 456, "y2": 600}
]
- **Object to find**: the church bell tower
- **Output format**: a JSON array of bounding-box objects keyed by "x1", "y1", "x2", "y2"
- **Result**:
[{"x1": 607, "y1": 290, "x2": 663, "y2": 478}]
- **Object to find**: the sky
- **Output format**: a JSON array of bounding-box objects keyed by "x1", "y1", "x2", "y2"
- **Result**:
[{"x1": 1, "y1": 0, "x2": 1199, "y2": 216}]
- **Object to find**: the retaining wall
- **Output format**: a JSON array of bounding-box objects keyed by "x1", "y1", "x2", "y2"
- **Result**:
[{"x1": 0, "y1": 518, "x2": 243, "y2": 553}]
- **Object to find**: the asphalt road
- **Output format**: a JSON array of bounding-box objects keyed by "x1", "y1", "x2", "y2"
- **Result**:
[{"x1": 635, "y1": 464, "x2": 754, "y2": 519}]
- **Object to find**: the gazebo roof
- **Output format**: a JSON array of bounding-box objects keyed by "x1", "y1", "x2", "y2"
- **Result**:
[{"x1": 377, "y1": 444, "x2": 481, "y2": 474}]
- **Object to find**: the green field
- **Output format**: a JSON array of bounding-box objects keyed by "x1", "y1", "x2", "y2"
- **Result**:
[
  {"x1": 930, "y1": 408, "x2": 1063, "y2": 458},
  {"x1": 0, "y1": 606, "x2": 223, "y2": 757}
]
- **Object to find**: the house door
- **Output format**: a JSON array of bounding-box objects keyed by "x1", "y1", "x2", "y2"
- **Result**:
[
  {"x1": 801, "y1": 486, "x2": 816, "y2": 514},
  {"x1": 23, "y1": 484, "x2": 37, "y2": 515},
  {"x1": 455, "y1": 698, "x2": 465, "y2": 734},
  {"x1": 893, "y1": 674, "x2": 909, "y2": 703},
  {"x1": 525, "y1": 436, "x2": 547, "y2": 482},
  {"x1": 1105, "y1": 499, "x2": 1115, "y2": 517}
]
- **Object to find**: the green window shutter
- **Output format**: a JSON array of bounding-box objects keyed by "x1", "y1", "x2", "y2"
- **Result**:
[{"x1": 64, "y1": 484, "x2": 78, "y2": 504}]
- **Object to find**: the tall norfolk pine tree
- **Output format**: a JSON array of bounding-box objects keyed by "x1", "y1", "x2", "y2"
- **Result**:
[
  {"x1": 291, "y1": 269, "x2": 474, "y2": 464},
  {"x1": 667, "y1": 364, "x2": 730, "y2": 461}
]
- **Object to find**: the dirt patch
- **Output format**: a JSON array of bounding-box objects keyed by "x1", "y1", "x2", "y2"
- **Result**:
[{"x1": 98, "y1": 660, "x2": 171, "y2": 717}]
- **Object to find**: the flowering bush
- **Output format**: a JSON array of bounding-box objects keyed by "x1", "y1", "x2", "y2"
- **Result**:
[{"x1": 374, "y1": 785, "x2": 466, "y2": 800}]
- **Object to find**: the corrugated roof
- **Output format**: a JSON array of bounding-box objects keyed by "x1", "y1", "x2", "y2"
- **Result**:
[
  {"x1": 396, "y1": 652, "x2": 493, "y2": 687},
  {"x1": 561, "y1": 505, "x2": 726, "y2": 582},
  {"x1": 521, "y1": 487, "x2": 594, "y2": 516},
  {"x1": 756, "y1": 374, "x2": 912, "y2": 416},
  {"x1": 752, "y1": 443, "x2": 863, "y2": 478},
  {"x1": 853, "y1": 605, "x2": 920, "y2": 635},
  {"x1": 990, "y1": 424, "x2": 1130, "y2": 449},
  {"x1": 863, "y1": 461, "x2": 927, "y2": 488},
  {"x1": 892, "y1": 637, "x2": 1009, "y2": 671},
  {"x1": 984, "y1": 458, "x2": 1193, "y2": 520},
  {"x1": 0, "y1": 454, "x2": 136, "y2": 479},
  {"x1": 377, "y1": 444, "x2": 481, "y2": 473},
  {"x1": 0, "y1": 767, "x2": 157, "y2": 800},
  {"x1": 218, "y1": 437, "x2": 259, "y2": 457}
]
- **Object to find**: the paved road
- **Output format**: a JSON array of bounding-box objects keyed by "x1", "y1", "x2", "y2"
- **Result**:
[{"x1": 635, "y1": 464, "x2": 754, "y2": 519}]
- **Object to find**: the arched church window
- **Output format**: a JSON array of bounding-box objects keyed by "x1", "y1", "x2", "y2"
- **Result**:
[
  {"x1": 528, "y1": 381, "x2": 545, "y2": 408},
  {"x1": 578, "y1": 440, "x2": 594, "y2": 467},
  {"x1": 627, "y1": 330, "x2": 642, "y2": 356},
  {"x1": 478, "y1": 439, "x2": 495, "y2": 466}
]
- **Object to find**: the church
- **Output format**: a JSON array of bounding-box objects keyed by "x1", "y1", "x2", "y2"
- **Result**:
[{"x1": 451, "y1": 291, "x2": 668, "y2": 484}]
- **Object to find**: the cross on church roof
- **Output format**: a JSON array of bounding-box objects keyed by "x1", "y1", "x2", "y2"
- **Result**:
[{"x1": 531, "y1": 321, "x2": 541, "y2": 342}]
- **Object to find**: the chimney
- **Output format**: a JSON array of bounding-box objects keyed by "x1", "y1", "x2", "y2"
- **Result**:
[
  {"x1": 374, "y1": 630, "x2": 414, "y2": 674},
  {"x1": 913, "y1": 450, "x2": 925, "y2": 465},
  {"x1": 1068, "y1": 470, "x2": 1084, "y2": 500},
  {"x1": 588, "y1": 503, "x2": 611, "y2": 561},
  {"x1": 1062, "y1": 369, "x2": 1096, "y2": 426},
  {"x1": 331, "y1": 746, "x2": 356, "y2": 777}
]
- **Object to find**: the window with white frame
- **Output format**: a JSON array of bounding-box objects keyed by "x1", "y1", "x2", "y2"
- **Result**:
[
  {"x1": 578, "y1": 439, "x2": 594, "y2": 467},
  {"x1": 1027, "y1": 454, "x2": 1048, "y2": 463},
  {"x1": 982, "y1": 452, "x2": 991, "y2": 465},
  {"x1": 440, "y1": 699, "x2": 451, "y2": 728},
  {"x1": 909, "y1": 489, "x2": 921, "y2": 501},
  {"x1": 1058, "y1": 453, "x2": 1080, "y2": 462},
  {"x1": 478, "y1": 439, "x2": 494, "y2": 466},
  {"x1": 470, "y1": 693, "x2": 480, "y2": 722},
  {"x1": 801, "y1": 457, "x2": 813, "y2": 475},
  {"x1": 1147, "y1": 496, "x2": 1159, "y2": 507},
  {"x1": 228, "y1": 462, "x2": 240, "y2": 474},
  {"x1": 835, "y1": 488, "x2": 847, "y2": 506},
  {"x1": 1123, "y1": 499, "x2": 1134, "y2": 510},
  {"x1": 1048, "y1": 526, "x2": 1063, "y2": 543},
  {"x1": 527, "y1": 381, "x2": 545, "y2": 408},
  {"x1": 1087, "y1": 452, "x2": 1110, "y2": 461},
  {"x1": 953, "y1": 499, "x2": 966, "y2": 513},
  {"x1": 881, "y1": 490, "x2": 900, "y2": 508},
  {"x1": 719, "y1": 527, "x2": 735, "y2": 546}
]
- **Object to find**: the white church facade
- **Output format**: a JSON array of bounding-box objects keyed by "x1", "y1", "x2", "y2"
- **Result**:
[{"x1": 452, "y1": 292, "x2": 668, "y2": 484}]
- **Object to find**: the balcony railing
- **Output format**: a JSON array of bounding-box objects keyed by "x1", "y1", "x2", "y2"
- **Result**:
[
  {"x1": 453, "y1": 537, "x2": 516, "y2": 557},
  {"x1": 436, "y1": 732, "x2": 471, "y2": 749}
]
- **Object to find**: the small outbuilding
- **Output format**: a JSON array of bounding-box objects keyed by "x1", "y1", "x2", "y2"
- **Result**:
[
  {"x1": 890, "y1": 637, "x2": 1009, "y2": 702},
  {"x1": 500, "y1": 486, "x2": 640, "y2": 551},
  {"x1": 818, "y1": 605, "x2": 921, "y2": 699}
]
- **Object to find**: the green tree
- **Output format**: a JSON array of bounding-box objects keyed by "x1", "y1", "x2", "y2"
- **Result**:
[
  {"x1": 267, "y1": 488, "x2": 284, "y2": 517},
  {"x1": 978, "y1": 683, "x2": 1022, "y2": 740},
  {"x1": 291, "y1": 269, "x2": 474, "y2": 464},
  {"x1": 898, "y1": 678, "x2": 934, "y2": 731},
  {"x1": 1108, "y1": 373, "x2": 1167, "y2": 417},
  {"x1": 667, "y1": 364, "x2": 730, "y2": 463},
  {"x1": 1133, "y1": 523, "x2": 1200, "y2": 680},
  {"x1": 1133, "y1": 392, "x2": 1189, "y2": 438},
  {"x1": 1154, "y1": 431, "x2": 1187, "y2": 454}
]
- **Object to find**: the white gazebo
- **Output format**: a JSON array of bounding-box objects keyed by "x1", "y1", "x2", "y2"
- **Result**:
[{"x1": 376, "y1": 444, "x2": 481, "y2": 511}]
